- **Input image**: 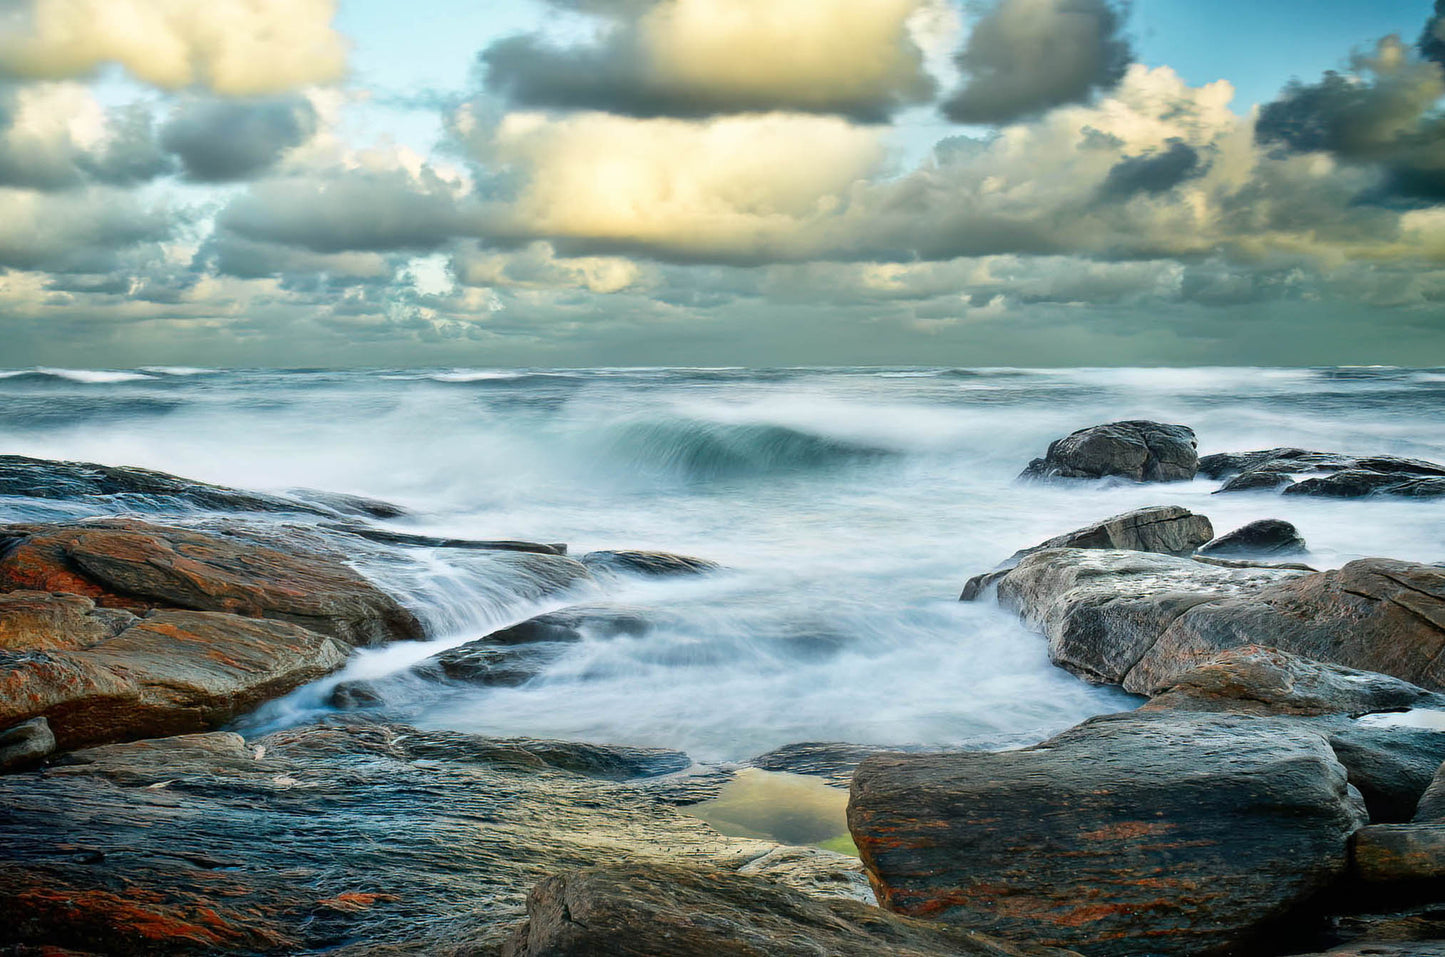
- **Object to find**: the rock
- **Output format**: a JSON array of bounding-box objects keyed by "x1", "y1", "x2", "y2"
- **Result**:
[
  {"x1": 849, "y1": 711, "x2": 1367, "y2": 957},
  {"x1": 580, "y1": 549, "x2": 720, "y2": 576},
  {"x1": 1202, "y1": 448, "x2": 1445, "y2": 498},
  {"x1": 990, "y1": 549, "x2": 1445, "y2": 695},
  {"x1": 318, "y1": 521, "x2": 566, "y2": 555},
  {"x1": 1142, "y1": 646, "x2": 1445, "y2": 717},
  {"x1": 1, "y1": 608, "x2": 347, "y2": 750},
  {"x1": 961, "y1": 507, "x2": 1214, "y2": 600},
  {"x1": 1411, "y1": 760, "x2": 1445, "y2": 822},
  {"x1": 1353, "y1": 824, "x2": 1445, "y2": 882},
  {"x1": 1217, "y1": 469, "x2": 1297, "y2": 492},
  {"x1": 0, "y1": 716, "x2": 55, "y2": 771},
  {"x1": 501, "y1": 863, "x2": 1075, "y2": 957},
  {"x1": 750, "y1": 742, "x2": 919, "y2": 788},
  {"x1": 0, "y1": 453, "x2": 344, "y2": 517},
  {"x1": 1326, "y1": 723, "x2": 1445, "y2": 822},
  {"x1": 1020, "y1": 421, "x2": 1198, "y2": 483},
  {"x1": 1197, "y1": 519, "x2": 1307, "y2": 557},
  {"x1": 0, "y1": 519, "x2": 424, "y2": 647},
  {"x1": 1286, "y1": 471, "x2": 1445, "y2": 499},
  {"x1": 0, "y1": 722, "x2": 870, "y2": 954},
  {"x1": 286, "y1": 489, "x2": 408, "y2": 519},
  {"x1": 483, "y1": 604, "x2": 659, "y2": 645}
]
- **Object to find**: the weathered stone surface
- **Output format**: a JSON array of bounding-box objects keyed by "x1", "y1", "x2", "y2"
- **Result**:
[
  {"x1": 0, "y1": 589, "x2": 134, "y2": 651},
  {"x1": 0, "y1": 519, "x2": 424, "y2": 646},
  {"x1": 1142, "y1": 646, "x2": 1445, "y2": 717},
  {"x1": 0, "y1": 723, "x2": 868, "y2": 955},
  {"x1": 0, "y1": 716, "x2": 55, "y2": 770},
  {"x1": 991, "y1": 549, "x2": 1445, "y2": 695},
  {"x1": 0, "y1": 609, "x2": 347, "y2": 750},
  {"x1": 1217, "y1": 469, "x2": 1296, "y2": 492},
  {"x1": 961, "y1": 507, "x2": 1214, "y2": 600},
  {"x1": 579, "y1": 549, "x2": 720, "y2": 576},
  {"x1": 501, "y1": 863, "x2": 1077, "y2": 957},
  {"x1": 1197, "y1": 519, "x2": 1307, "y2": 557},
  {"x1": 318, "y1": 521, "x2": 566, "y2": 555},
  {"x1": 1020, "y1": 421, "x2": 1198, "y2": 483},
  {"x1": 1353, "y1": 824, "x2": 1445, "y2": 882},
  {"x1": 849, "y1": 711, "x2": 1367, "y2": 957},
  {"x1": 1201, "y1": 448, "x2": 1445, "y2": 499},
  {"x1": 1286, "y1": 471, "x2": 1445, "y2": 499},
  {"x1": 750, "y1": 742, "x2": 918, "y2": 788},
  {"x1": 1412, "y1": 759, "x2": 1445, "y2": 822},
  {"x1": 1325, "y1": 724, "x2": 1445, "y2": 823}
]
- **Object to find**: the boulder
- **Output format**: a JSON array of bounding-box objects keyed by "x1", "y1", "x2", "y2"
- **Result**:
[
  {"x1": 1217, "y1": 469, "x2": 1297, "y2": 493},
  {"x1": 848, "y1": 711, "x2": 1367, "y2": 957},
  {"x1": 1285, "y1": 471, "x2": 1445, "y2": 499},
  {"x1": 1020, "y1": 421, "x2": 1198, "y2": 483},
  {"x1": 1196, "y1": 519, "x2": 1307, "y2": 557},
  {"x1": 0, "y1": 519, "x2": 424, "y2": 646},
  {"x1": 1411, "y1": 760, "x2": 1445, "y2": 822},
  {"x1": 580, "y1": 549, "x2": 720, "y2": 576},
  {"x1": 501, "y1": 863, "x2": 1077, "y2": 957},
  {"x1": 1202, "y1": 448, "x2": 1445, "y2": 499},
  {"x1": 0, "y1": 722, "x2": 869, "y2": 954},
  {"x1": 1352, "y1": 824, "x2": 1445, "y2": 882},
  {"x1": 0, "y1": 716, "x2": 55, "y2": 771},
  {"x1": 961, "y1": 507, "x2": 1214, "y2": 600}
]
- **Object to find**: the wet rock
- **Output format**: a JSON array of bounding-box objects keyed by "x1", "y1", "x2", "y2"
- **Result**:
[
  {"x1": 0, "y1": 722, "x2": 867, "y2": 954},
  {"x1": 1412, "y1": 759, "x2": 1445, "y2": 822},
  {"x1": 1286, "y1": 471, "x2": 1445, "y2": 499},
  {"x1": 428, "y1": 642, "x2": 569, "y2": 687},
  {"x1": 1, "y1": 609, "x2": 347, "y2": 750},
  {"x1": 1326, "y1": 724, "x2": 1445, "y2": 823},
  {"x1": 1202, "y1": 448, "x2": 1445, "y2": 498},
  {"x1": 1353, "y1": 824, "x2": 1445, "y2": 882},
  {"x1": 484, "y1": 604, "x2": 658, "y2": 645},
  {"x1": 990, "y1": 549, "x2": 1445, "y2": 695},
  {"x1": 750, "y1": 742, "x2": 920, "y2": 788},
  {"x1": 1197, "y1": 519, "x2": 1307, "y2": 557},
  {"x1": 0, "y1": 519, "x2": 424, "y2": 646},
  {"x1": 1020, "y1": 421, "x2": 1198, "y2": 483},
  {"x1": 0, "y1": 453, "x2": 343, "y2": 517},
  {"x1": 1142, "y1": 646, "x2": 1445, "y2": 717},
  {"x1": 286, "y1": 489, "x2": 408, "y2": 519},
  {"x1": 1217, "y1": 469, "x2": 1297, "y2": 492},
  {"x1": 849, "y1": 711, "x2": 1367, "y2": 957},
  {"x1": 580, "y1": 549, "x2": 720, "y2": 576},
  {"x1": 961, "y1": 507, "x2": 1214, "y2": 600},
  {"x1": 0, "y1": 716, "x2": 55, "y2": 771},
  {"x1": 318, "y1": 521, "x2": 566, "y2": 555},
  {"x1": 501, "y1": 862, "x2": 1075, "y2": 957}
]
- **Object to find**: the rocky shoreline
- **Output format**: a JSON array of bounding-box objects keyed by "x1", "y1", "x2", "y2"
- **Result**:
[{"x1": 3, "y1": 431, "x2": 1445, "y2": 955}]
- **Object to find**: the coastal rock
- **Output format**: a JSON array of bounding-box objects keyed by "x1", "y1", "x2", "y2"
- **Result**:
[
  {"x1": 1, "y1": 609, "x2": 347, "y2": 750},
  {"x1": 1415, "y1": 760, "x2": 1445, "y2": 822},
  {"x1": 319, "y1": 521, "x2": 566, "y2": 555},
  {"x1": 0, "y1": 722, "x2": 867, "y2": 954},
  {"x1": 501, "y1": 863, "x2": 1076, "y2": 957},
  {"x1": 1020, "y1": 421, "x2": 1198, "y2": 483},
  {"x1": 1196, "y1": 519, "x2": 1307, "y2": 557},
  {"x1": 1202, "y1": 448, "x2": 1445, "y2": 498},
  {"x1": 848, "y1": 711, "x2": 1367, "y2": 957},
  {"x1": 1352, "y1": 824, "x2": 1445, "y2": 882},
  {"x1": 580, "y1": 549, "x2": 720, "y2": 576},
  {"x1": 1218, "y1": 469, "x2": 1297, "y2": 492},
  {"x1": 0, "y1": 716, "x2": 55, "y2": 770},
  {"x1": 0, "y1": 519, "x2": 424, "y2": 646},
  {"x1": 961, "y1": 506, "x2": 1214, "y2": 600},
  {"x1": 1285, "y1": 471, "x2": 1445, "y2": 499},
  {"x1": 750, "y1": 742, "x2": 919, "y2": 788},
  {"x1": 991, "y1": 549, "x2": 1445, "y2": 694},
  {"x1": 1325, "y1": 724, "x2": 1445, "y2": 822}
]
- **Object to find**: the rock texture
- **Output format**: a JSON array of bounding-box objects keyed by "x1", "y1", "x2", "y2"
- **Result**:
[
  {"x1": 849, "y1": 711, "x2": 1367, "y2": 957},
  {"x1": 1020, "y1": 421, "x2": 1198, "y2": 483},
  {"x1": 961, "y1": 507, "x2": 1214, "y2": 600},
  {"x1": 0, "y1": 519, "x2": 423, "y2": 646},
  {"x1": 580, "y1": 549, "x2": 720, "y2": 576},
  {"x1": 1197, "y1": 519, "x2": 1307, "y2": 557},
  {"x1": 501, "y1": 863, "x2": 1077, "y2": 957},
  {"x1": 0, "y1": 716, "x2": 55, "y2": 770},
  {"x1": 992, "y1": 549, "x2": 1445, "y2": 694},
  {"x1": 1353, "y1": 824, "x2": 1445, "y2": 882},
  {"x1": 1201, "y1": 449, "x2": 1445, "y2": 499},
  {"x1": 0, "y1": 723, "x2": 868, "y2": 955}
]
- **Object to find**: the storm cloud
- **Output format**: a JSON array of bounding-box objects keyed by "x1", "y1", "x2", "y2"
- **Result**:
[
  {"x1": 942, "y1": 0, "x2": 1132, "y2": 124},
  {"x1": 161, "y1": 96, "x2": 318, "y2": 182},
  {"x1": 1100, "y1": 140, "x2": 1205, "y2": 198}
]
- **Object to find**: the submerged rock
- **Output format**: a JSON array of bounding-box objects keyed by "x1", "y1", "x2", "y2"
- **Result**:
[
  {"x1": 501, "y1": 863, "x2": 1074, "y2": 957},
  {"x1": 1020, "y1": 421, "x2": 1198, "y2": 483},
  {"x1": 0, "y1": 722, "x2": 866, "y2": 954},
  {"x1": 580, "y1": 549, "x2": 720, "y2": 576},
  {"x1": 1197, "y1": 518, "x2": 1307, "y2": 557},
  {"x1": 1202, "y1": 448, "x2": 1445, "y2": 499},
  {"x1": 848, "y1": 711, "x2": 1366, "y2": 957},
  {"x1": 319, "y1": 521, "x2": 566, "y2": 555},
  {"x1": 961, "y1": 506, "x2": 1214, "y2": 600}
]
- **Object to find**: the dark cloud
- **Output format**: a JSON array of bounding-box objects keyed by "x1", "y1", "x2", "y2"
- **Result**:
[
  {"x1": 0, "y1": 188, "x2": 171, "y2": 273},
  {"x1": 942, "y1": 0, "x2": 1132, "y2": 125},
  {"x1": 160, "y1": 96, "x2": 318, "y2": 182},
  {"x1": 480, "y1": 1, "x2": 935, "y2": 122},
  {"x1": 1100, "y1": 140, "x2": 1204, "y2": 198},
  {"x1": 1422, "y1": 0, "x2": 1445, "y2": 65},
  {"x1": 0, "y1": 88, "x2": 171, "y2": 191}
]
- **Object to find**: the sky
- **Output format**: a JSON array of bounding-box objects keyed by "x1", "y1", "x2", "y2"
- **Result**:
[{"x1": 0, "y1": 0, "x2": 1442, "y2": 368}]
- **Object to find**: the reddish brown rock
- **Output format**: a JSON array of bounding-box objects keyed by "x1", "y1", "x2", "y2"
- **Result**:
[
  {"x1": 0, "y1": 519, "x2": 423, "y2": 646},
  {"x1": 1352, "y1": 824, "x2": 1445, "y2": 882},
  {"x1": 848, "y1": 711, "x2": 1366, "y2": 957}
]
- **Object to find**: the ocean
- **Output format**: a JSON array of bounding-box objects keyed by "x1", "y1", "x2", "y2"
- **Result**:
[{"x1": 2, "y1": 365, "x2": 1442, "y2": 761}]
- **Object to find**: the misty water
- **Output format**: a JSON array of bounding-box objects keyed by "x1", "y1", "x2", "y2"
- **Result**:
[{"x1": 2, "y1": 365, "x2": 1443, "y2": 762}]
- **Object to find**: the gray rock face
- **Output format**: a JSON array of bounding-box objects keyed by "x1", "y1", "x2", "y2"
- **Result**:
[
  {"x1": 848, "y1": 711, "x2": 1366, "y2": 957},
  {"x1": 501, "y1": 863, "x2": 1074, "y2": 957},
  {"x1": 1202, "y1": 448, "x2": 1445, "y2": 499},
  {"x1": 1020, "y1": 421, "x2": 1198, "y2": 483},
  {"x1": 1197, "y1": 519, "x2": 1307, "y2": 557},
  {"x1": 961, "y1": 507, "x2": 1214, "y2": 601},
  {"x1": 1352, "y1": 824, "x2": 1445, "y2": 882},
  {"x1": 991, "y1": 549, "x2": 1445, "y2": 695},
  {"x1": 1411, "y1": 759, "x2": 1445, "y2": 822},
  {"x1": 0, "y1": 716, "x2": 55, "y2": 771},
  {"x1": 579, "y1": 549, "x2": 720, "y2": 576}
]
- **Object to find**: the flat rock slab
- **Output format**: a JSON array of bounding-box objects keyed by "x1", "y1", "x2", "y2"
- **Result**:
[
  {"x1": 0, "y1": 722, "x2": 866, "y2": 955},
  {"x1": 1021, "y1": 421, "x2": 1198, "y2": 483},
  {"x1": 1353, "y1": 824, "x2": 1445, "y2": 882},
  {"x1": 580, "y1": 549, "x2": 721, "y2": 576},
  {"x1": 502, "y1": 863, "x2": 1079, "y2": 957},
  {"x1": 0, "y1": 518, "x2": 423, "y2": 646},
  {"x1": 849, "y1": 711, "x2": 1366, "y2": 957},
  {"x1": 1202, "y1": 449, "x2": 1445, "y2": 499}
]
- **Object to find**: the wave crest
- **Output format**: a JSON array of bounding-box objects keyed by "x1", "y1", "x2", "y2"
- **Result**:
[{"x1": 603, "y1": 417, "x2": 894, "y2": 480}]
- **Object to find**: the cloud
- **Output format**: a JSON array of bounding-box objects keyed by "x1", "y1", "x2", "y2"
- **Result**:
[
  {"x1": 481, "y1": 0, "x2": 938, "y2": 122},
  {"x1": 1256, "y1": 35, "x2": 1445, "y2": 203},
  {"x1": 0, "y1": 185, "x2": 170, "y2": 271},
  {"x1": 161, "y1": 96, "x2": 318, "y2": 182},
  {"x1": 0, "y1": 0, "x2": 347, "y2": 95},
  {"x1": 942, "y1": 0, "x2": 1132, "y2": 124},
  {"x1": 1100, "y1": 139, "x2": 1205, "y2": 198},
  {"x1": 0, "y1": 81, "x2": 170, "y2": 190},
  {"x1": 1422, "y1": 0, "x2": 1445, "y2": 65}
]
